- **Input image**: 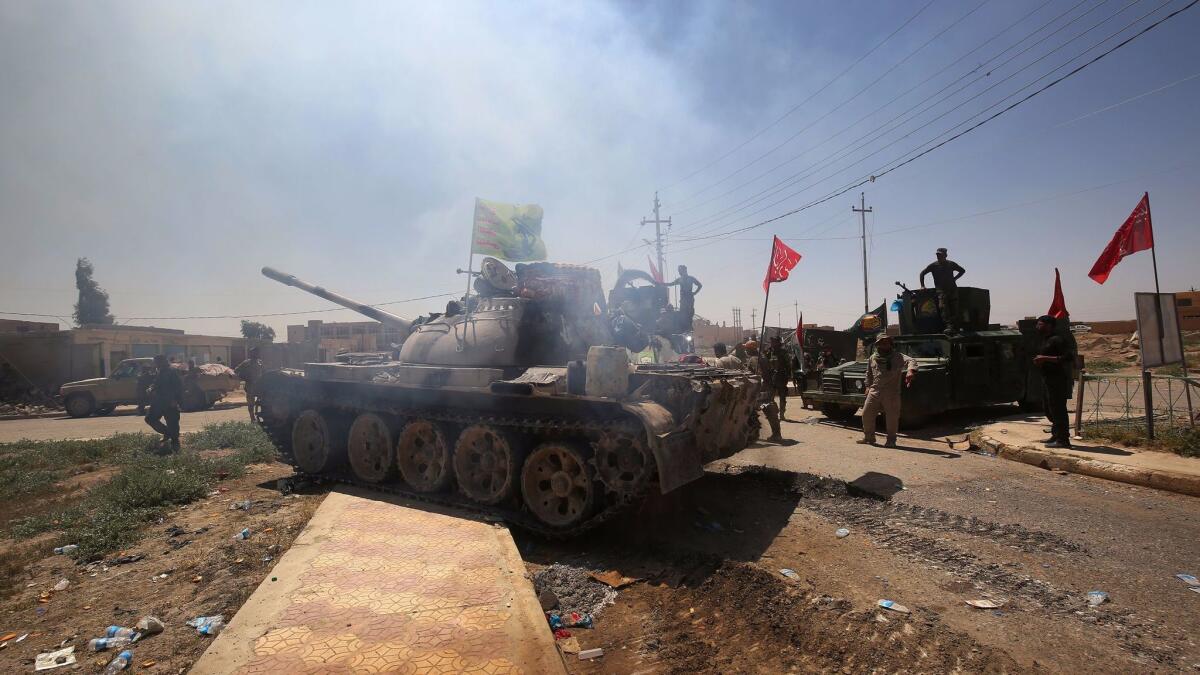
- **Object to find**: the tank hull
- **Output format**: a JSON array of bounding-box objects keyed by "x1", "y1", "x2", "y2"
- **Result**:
[{"x1": 253, "y1": 362, "x2": 760, "y2": 536}]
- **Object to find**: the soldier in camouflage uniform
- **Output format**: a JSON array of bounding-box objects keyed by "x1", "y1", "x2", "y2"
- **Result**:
[
  {"x1": 745, "y1": 341, "x2": 784, "y2": 443},
  {"x1": 765, "y1": 335, "x2": 792, "y2": 420},
  {"x1": 857, "y1": 335, "x2": 916, "y2": 448}
]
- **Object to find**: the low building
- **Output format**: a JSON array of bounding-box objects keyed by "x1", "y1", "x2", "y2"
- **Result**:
[
  {"x1": 286, "y1": 320, "x2": 406, "y2": 361},
  {"x1": 0, "y1": 318, "x2": 59, "y2": 334}
]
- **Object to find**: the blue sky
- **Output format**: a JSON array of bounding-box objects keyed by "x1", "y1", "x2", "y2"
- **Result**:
[{"x1": 2, "y1": 0, "x2": 1198, "y2": 337}]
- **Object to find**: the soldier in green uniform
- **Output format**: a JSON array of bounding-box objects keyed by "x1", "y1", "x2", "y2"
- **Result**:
[
  {"x1": 857, "y1": 335, "x2": 916, "y2": 448},
  {"x1": 920, "y1": 248, "x2": 966, "y2": 334},
  {"x1": 765, "y1": 335, "x2": 792, "y2": 420}
]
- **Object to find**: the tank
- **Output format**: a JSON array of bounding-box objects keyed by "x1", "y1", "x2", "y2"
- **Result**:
[
  {"x1": 799, "y1": 283, "x2": 1075, "y2": 427},
  {"x1": 252, "y1": 258, "x2": 761, "y2": 536}
]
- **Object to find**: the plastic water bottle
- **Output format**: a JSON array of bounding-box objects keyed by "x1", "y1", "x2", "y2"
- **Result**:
[
  {"x1": 233, "y1": 528, "x2": 251, "y2": 540},
  {"x1": 106, "y1": 626, "x2": 138, "y2": 639},
  {"x1": 88, "y1": 636, "x2": 133, "y2": 652},
  {"x1": 53, "y1": 545, "x2": 79, "y2": 555},
  {"x1": 103, "y1": 650, "x2": 133, "y2": 674}
]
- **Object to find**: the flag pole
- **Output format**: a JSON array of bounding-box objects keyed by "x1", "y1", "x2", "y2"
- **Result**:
[
  {"x1": 760, "y1": 239, "x2": 776, "y2": 342},
  {"x1": 1147, "y1": 193, "x2": 1195, "y2": 426}
]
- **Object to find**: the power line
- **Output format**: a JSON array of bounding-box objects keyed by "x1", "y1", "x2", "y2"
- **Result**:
[
  {"x1": 655, "y1": 0, "x2": 937, "y2": 195},
  {"x1": 1054, "y1": 68, "x2": 1200, "y2": 126},
  {"x1": 667, "y1": 0, "x2": 1064, "y2": 223},
  {"x1": 675, "y1": 0, "x2": 1184, "y2": 245},
  {"x1": 674, "y1": 0, "x2": 1122, "y2": 239},
  {"x1": 0, "y1": 290, "x2": 460, "y2": 322},
  {"x1": 666, "y1": 0, "x2": 994, "y2": 214}
]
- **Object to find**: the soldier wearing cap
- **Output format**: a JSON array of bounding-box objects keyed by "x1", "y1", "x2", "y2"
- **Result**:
[
  {"x1": 857, "y1": 335, "x2": 916, "y2": 448},
  {"x1": 920, "y1": 247, "x2": 966, "y2": 334}
]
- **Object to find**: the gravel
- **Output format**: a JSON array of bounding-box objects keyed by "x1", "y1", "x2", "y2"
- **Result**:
[{"x1": 532, "y1": 564, "x2": 617, "y2": 616}]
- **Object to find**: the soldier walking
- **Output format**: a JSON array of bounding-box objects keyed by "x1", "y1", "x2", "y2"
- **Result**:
[
  {"x1": 857, "y1": 335, "x2": 916, "y2": 448},
  {"x1": 765, "y1": 335, "x2": 792, "y2": 420},
  {"x1": 144, "y1": 354, "x2": 182, "y2": 451},
  {"x1": 235, "y1": 346, "x2": 264, "y2": 422},
  {"x1": 919, "y1": 247, "x2": 966, "y2": 334},
  {"x1": 1033, "y1": 315, "x2": 1073, "y2": 448}
]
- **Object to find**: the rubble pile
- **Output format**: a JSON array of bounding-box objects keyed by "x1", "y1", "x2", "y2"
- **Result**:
[
  {"x1": 0, "y1": 392, "x2": 59, "y2": 417},
  {"x1": 533, "y1": 564, "x2": 618, "y2": 616}
]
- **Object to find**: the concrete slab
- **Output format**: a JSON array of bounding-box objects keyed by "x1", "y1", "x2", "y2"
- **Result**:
[{"x1": 191, "y1": 488, "x2": 565, "y2": 674}]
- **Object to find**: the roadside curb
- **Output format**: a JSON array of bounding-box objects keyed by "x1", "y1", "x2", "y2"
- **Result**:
[
  {"x1": 0, "y1": 411, "x2": 64, "y2": 421},
  {"x1": 970, "y1": 431, "x2": 1200, "y2": 498}
]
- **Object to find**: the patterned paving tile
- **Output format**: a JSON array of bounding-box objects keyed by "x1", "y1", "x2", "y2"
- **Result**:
[{"x1": 199, "y1": 493, "x2": 561, "y2": 675}]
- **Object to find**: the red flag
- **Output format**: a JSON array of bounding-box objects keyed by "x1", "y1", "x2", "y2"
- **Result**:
[
  {"x1": 1088, "y1": 192, "x2": 1153, "y2": 284},
  {"x1": 763, "y1": 236, "x2": 802, "y2": 292},
  {"x1": 647, "y1": 255, "x2": 664, "y2": 283},
  {"x1": 1047, "y1": 268, "x2": 1068, "y2": 319}
]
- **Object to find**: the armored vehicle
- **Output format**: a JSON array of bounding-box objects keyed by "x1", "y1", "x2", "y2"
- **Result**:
[
  {"x1": 252, "y1": 259, "x2": 760, "y2": 536},
  {"x1": 802, "y1": 284, "x2": 1074, "y2": 427}
]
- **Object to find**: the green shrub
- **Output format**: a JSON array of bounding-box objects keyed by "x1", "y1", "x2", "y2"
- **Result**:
[{"x1": 1084, "y1": 358, "x2": 1126, "y2": 374}]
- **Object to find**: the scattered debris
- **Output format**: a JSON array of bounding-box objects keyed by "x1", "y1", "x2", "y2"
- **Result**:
[
  {"x1": 1175, "y1": 573, "x2": 1199, "y2": 587},
  {"x1": 0, "y1": 632, "x2": 15, "y2": 642},
  {"x1": 1086, "y1": 591, "x2": 1109, "y2": 607},
  {"x1": 537, "y1": 589, "x2": 558, "y2": 611},
  {"x1": 230, "y1": 499, "x2": 252, "y2": 511},
  {"x1": 107, "y1": 554, "x2": 144, "y2": 566},
  {"x1": 52, "y1": 578, "x2": 70, "y2": 592},
  {"x1": 835, "y1": 528, "x2": 850, "y2": 538},
  {"x1": 578, "y1": 648, "x2": 604, "y2": 660},
  {"x1": 533, "y1": 564, "x2": 617, "y2": 616},
  {"x1": 102, "y1": 649, "x2": 133, "y2": 674},
  {"x1": 233, "y1": 528, "x2": 251, "y2": 540},
  {"x1": 548, "y1": 611, "x2": 594, "y2": 630},
  {"x1": 553, "y1": 628, "x2": 572, "y2": 640},
  {"x1": 35, "y1": 646, "x2": 77, "y2": 671},
  {"x1": 53, "y1": 545, "x2": 79, "y2": 555},
  {"x1": 966, "y1": 599, "x2": 1006, "y2": 609},
  {"x1": 877, "y1": 599, "x2": 910, "y2": 614},
  {"x1": 558, "y1": 636, "x2": 581, "y2": 654},
  {"x1": 588, "y1": 570, "x2": 638, "y2": 589},
  {"x1": 779, "y1": 568, "x2": 800, "y2": 579},
  {"x1": 186, "y1": 615, "x2": 226, "y2": 636},
  {"x1": 135, "y1": 616, "x2": 165, "y2": 636},
  {"x1": 140, "y1": 661, "x2": 157, "y2": 668}
]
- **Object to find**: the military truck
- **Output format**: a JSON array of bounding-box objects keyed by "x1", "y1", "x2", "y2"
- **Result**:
[
  {"x1": 59, "y1": 358, "x2": 239, "y2": 418},
  {"x1": 802, "y1": 284, "x2": 1075, "y2": 427}
]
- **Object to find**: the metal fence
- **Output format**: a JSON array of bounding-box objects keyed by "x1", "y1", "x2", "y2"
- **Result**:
[{"x1": 1075, "y1": 372, "x2": 1198, "y2": 437}]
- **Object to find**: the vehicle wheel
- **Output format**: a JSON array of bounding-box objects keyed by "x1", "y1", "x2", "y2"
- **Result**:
[
  {"x1": 453, "y1": 425, "x2": 522, "y2": 505},
  {"x1": 64, "y1": 394, "x2": 95, "y2": 418},
  {"x1": 348, "y1": 413, "x2": 396, "y2": 484},
  {"x1": 181, "y1": 387, "x2": 207, "y2": 412},
  {"x1": 94, "y1": 405, "x2": 115, "y2": 416},
  {"x1": 820, "y1": 403, "x2": 858, "y2": 421},
  {"x1": 396, "y1": 420, "x2": 453, "y2": 493},
  {"x1": 521, "y1": 442, "x2": 596, "y2": 530},
  {"x1": 291, "y1": 410, "x2": 347, "y2": 474},
  {"x1": 592, "y1": 430, "x2": 652, "y2": 499}
]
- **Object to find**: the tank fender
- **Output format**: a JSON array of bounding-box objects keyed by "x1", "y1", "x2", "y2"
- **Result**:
[{"x1": 619, "y1": 400, "x2": 702, "y2": 494}]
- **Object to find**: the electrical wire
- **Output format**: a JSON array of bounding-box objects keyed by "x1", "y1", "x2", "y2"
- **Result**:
[
  {"x1": 674, "y1": 0, "x2": 1188, "y2": 246},
  {"x1": 655, "y1": 0, "x2": 937, "y2": 195}
]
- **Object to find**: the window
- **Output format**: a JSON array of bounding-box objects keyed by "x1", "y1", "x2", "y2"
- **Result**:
[{"x1": 1178, "y1": 298, "x2": 1193, "y2": 307}]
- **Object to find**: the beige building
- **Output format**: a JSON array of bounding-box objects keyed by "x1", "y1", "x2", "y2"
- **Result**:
[
  {"x1": 286, "y1": 320, "x2": 406, "y2": 360},
  {"x1": 0, "y1": 318, "x2": 59, "y2": 334}
]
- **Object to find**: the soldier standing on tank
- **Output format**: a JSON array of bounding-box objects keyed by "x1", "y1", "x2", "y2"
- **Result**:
[
  {"x1": 1034, "y1": 315, "x2": 1073, "y2": 448},
  {"x1": 235, "y1": 347, "x2": 264, "y2": 422},
  {"x1": 668, "y1": 265, "x2": 703, "y2": 328},
  {"x1": 765, "y1": 335, "x2": 792, "y2": 420},
  {"x1": 857, "y1": 335, "x2": 916, "y2": 448},
  {"x1": 919, "y1": 248, "x2": 966, "y2": 334},
  {"x1": 144, "y1": 354, "x2": 182, "y2": 451}
]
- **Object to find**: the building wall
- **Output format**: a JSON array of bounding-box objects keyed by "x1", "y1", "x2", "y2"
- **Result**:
[
  {"x1": 285, "y1": 320, "x2": 404, "y2": 359},
  {"x1": 70, "y1": 326, "x2": 240, "y2": 375},
  {"x1": 0, "y1": 332, "x2": 99, "y2": 394},
  {"x1": 0, "y1": 319, "x2": 59, "y2": 334},
  {"x1": 1176, "y1": 290, "x2": 1200, "y2": 331}
]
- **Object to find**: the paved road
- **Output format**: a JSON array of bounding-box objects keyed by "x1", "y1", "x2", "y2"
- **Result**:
[
  {"x1": 0, "y1": 404, "x2": 249, "y2": 442},
  {"x1": 712, "y1": 404, "x2": 1200, "y2": 671}
]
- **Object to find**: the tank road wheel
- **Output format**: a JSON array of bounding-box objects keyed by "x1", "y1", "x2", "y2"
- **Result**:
[
  {"x1": 592, "y1": 430, "x2": 652, "y2": 499},
  {"x1": 453, "y1": 425, "x2": 522, "y2": 505},
  {"x1": 348, "y1": 413, "x2": 396, "y2": 483},
  {"x1": 291, "y1": 410, "x2": 347, "y2": 474},
  {"x1": 396, "y1": 420, "x2": 453, "y2": 493},
  {"x1": 521, "y1": 442, "x2": 596, "y2": 530}
]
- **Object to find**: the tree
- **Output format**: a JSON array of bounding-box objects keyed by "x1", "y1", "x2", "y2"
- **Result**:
[
  {"x1": 240, "y1": 320, "x2": 276, "y2": 342},
  {"x1": 73, "y1": 258, "x2": 114, "y2": 326}
]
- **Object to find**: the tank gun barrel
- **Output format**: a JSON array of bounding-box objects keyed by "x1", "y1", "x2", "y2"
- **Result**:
[{"x1": 261, "y1": 266, "x2": 414, "y2": 333}]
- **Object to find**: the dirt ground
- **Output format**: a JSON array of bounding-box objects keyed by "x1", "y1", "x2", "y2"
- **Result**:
[{"x1": 0, "y1": 462, "x2": 323, "y2": 674}]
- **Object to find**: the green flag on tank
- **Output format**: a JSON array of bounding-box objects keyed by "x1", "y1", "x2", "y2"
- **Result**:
[{"x1": 471, "y1": 198, "x2": 547, "y2": 262}]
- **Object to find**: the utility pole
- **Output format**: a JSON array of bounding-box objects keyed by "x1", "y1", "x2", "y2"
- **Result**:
[
  {"x1": 732, "y1": 308, "x2": 742, "y2": 329},
  {"x1": 852, "y1": 192, "x2": 873, "y2": 313},
  {"x1": 794, "y1": 301, "x2": 799, "y2": 326},
  {"x1": 750, "y1": 308, "x2": 757, "y2": 332},
  {"x1": 642, "y1": 192, "x2": 672, "y2": 290}
]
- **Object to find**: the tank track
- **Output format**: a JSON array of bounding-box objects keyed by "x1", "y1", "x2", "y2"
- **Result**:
[{"x1": 254, "y1": 400, "x2": 653, "y2": 539}]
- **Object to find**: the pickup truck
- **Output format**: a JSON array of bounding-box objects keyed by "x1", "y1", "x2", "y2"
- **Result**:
[{"x1": 59, "y1": 358, "x2": 239, "y2": 418}]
